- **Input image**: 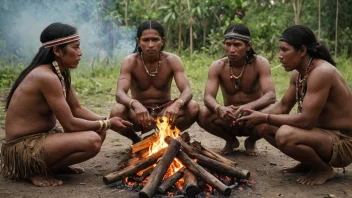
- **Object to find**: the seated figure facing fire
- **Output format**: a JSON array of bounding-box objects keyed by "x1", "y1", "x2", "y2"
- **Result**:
[{"x1": 110, "y1": 20, "x2": 199, "y2": 144}]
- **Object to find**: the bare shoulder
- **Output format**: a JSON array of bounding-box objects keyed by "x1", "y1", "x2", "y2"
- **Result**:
[
  {"x1": 290, "y1": 70, "x2": 299, "y2": 84},
  {"x1": 31, "y1": 65, "x2": 58, "y2": 82},
  {"x1": 122, "y1": 53, "x2": 139, "y2": 65},
  {"x1": 210, "y1": 57, "x2": 227, "y2": 70},
  {"x1": 310, "y1": 59, "x2": 337, "y2": 79},
  {"x1": 252, "y1": 55, "x2": 270, "y2": 70},
  {"x1": 162, "y1": 51, "x2": 182, "y2": 63}
]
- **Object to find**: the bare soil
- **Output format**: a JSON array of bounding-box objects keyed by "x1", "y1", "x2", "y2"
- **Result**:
[{"x1": 0, "y1": 124, "x2": 351, "y2": 198}]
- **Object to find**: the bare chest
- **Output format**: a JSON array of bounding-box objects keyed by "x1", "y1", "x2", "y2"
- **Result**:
[
  {"x1": 131, "y1": 64, "x2": 173, "y2": 91},
  {"x1": 220, "y1": 66, "x2": 259, "y2": 95}
]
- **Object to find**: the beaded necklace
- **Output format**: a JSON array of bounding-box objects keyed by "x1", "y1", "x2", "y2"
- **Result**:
[
  {"x1": 140, "y1": 52, "x2": 162, "y2": 77},
  {"x1": 228, "y1": 57, "x2": 248, "y2": 91},
  {"x1": 52, "y1": 61, "x2": 66, "y2": 98},
  {"x1": 296, "y1": 58, "x2": 314, "y2": 113}
]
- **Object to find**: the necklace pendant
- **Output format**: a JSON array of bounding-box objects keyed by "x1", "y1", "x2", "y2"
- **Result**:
[
  {"x1": 149, "y1": 72, "x2": 157, "y2": 77},
  {"x1": 235, "y1": 79, "x2": 241, "y2": 90}
]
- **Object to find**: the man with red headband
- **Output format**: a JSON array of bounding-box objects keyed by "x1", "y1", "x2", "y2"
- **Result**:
[
  {"x1": 197, "y1": 24, "x2": 276, "y2": 156},
  {"x1": 1, "y1": 23, "x2": 131, "y2": 187}
]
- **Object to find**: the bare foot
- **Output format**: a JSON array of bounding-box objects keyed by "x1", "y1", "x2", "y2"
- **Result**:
[
  {"x1": 297, "y1": 168, "x2": 335, "y2": 185},
  {"x1": 244, "y1": 138, "x2": 259, "y2": 156},
  {"x1": 282, "y1": 163, "x2": 310, "y2": 173},
  {"x1": 56, "y1": 166, "x2": 85, "y2": 174},
  {"x1": 220, "y1": 138, "x2": 239, "y2": 156},
  {"x1": 30, "y1": 175, "x2": 63, "y2": 187}
]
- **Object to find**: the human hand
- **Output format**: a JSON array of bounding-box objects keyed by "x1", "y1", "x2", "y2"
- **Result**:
[
  {"x1": 163, "y1": 103, "x2": 180, "y2": 124},
  {"x1": 235, "y1": 109, "x2": 267, "y2": 127},
  {"x1": 131, "y1": 102, "x2": 154, "y2": 127},
  {"x1": 218, "y1": 106, "x2": 236, "y2": 121},
  {"x1": 109, "y1": 117, "x2": 133, "y2": 132},
  {"x1": 230, "y1": 104, "x2": 254, "y2": 126}
]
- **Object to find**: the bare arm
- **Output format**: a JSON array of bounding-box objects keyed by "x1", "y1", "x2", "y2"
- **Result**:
[
  {"x1": 204, "y1": 61, "x2": 236, "y2": 120},
  {"x1": 237, "y1": 57, "x2": 276, "y2": 112},
  {"x1": 67, "y1": 86, "x2": 105, "y2": 120},
  {"x1": 171, "y1": 55, "x2": 192, "y2": 103},
  {"x1": 262, "y1": 72, "x2": 298, "y2": 114},
  {"x1": 268, "y1": 67, "x2": 332, "y2": 129},
  {"x1": 116, "y1": 56, "x2": 134, "y2": 107},
  {"x1": 238, "y1": 68, "x2": 332, "y2": 129},
  {"x1": 204, "y1": 61, "x2": 221, "y2": 112},
  {"x1": 40, "y1": 72, "x2": 101, "y2": 132}
]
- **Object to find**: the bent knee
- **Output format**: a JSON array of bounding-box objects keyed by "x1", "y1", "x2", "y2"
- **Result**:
[
  {"x1": 85, "y1": 132, "x2": 103, "y2": 156},
  {"x1": 256, "y1": 124, "x2": 271, "y2": 137},
  {"x1": 186, "y1": 100, "x2": 200, "y2": 117},
  {"x1": 276, "y1": 125, "x2": 296, "y2": 149},
  {"x1": 110, "y1": 103, "x2": 128, "y2": 118},
  {"x1": 197, "y1": 106, "x2": 213, "y2": 128}
]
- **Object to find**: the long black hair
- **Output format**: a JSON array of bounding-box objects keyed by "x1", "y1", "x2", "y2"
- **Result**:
[
  {"x1": 5, "y1": 22, "x2": 77, "y2": 110},
  {"x1": 133, "y1": 20, "x2": 165, "y2": 53},
  {"x1": 224, "y1": 24, "x2": 257, "y2": 63},
  {"x1": 280, "y1": 25, "x2": 336, "y2": 66}
]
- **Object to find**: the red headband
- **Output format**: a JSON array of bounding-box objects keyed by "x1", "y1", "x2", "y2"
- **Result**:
[{"x1": 42, "y1": 34, "x2": 80, "y2": 48}]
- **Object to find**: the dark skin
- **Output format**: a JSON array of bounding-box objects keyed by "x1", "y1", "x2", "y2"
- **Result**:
[
  {"x1": 237, "y1": 41, "x2": 352, "y2": 185},
  {"x1": 5, "y1": 41, "x2": 132, "y2": 187},
  {"x1": 197, "y1": 38, "x2": 276, "y2": 155},
  {"x1": 110, "y1": 29, "x2": 199, "y2": 144}
]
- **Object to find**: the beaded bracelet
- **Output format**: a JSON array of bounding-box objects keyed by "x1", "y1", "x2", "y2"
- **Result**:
[
  {"x1": 176, "y1": 99, "x2": 185, "y2": 107},
  {"x1": 129, "y1": 99, "x2": 137, "y2": 109},
  {"x1": 214, "y1": 104, "x2": 222, "y2": 115}
]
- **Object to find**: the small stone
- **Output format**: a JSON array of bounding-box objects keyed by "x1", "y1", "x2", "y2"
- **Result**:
[{"x1": 270, "y1": 162, "x2": 277, "y2": 166}]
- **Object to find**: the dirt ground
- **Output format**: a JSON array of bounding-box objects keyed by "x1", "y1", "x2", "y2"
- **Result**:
[{"x1": 0, "y1": 124, "x2": 352, "y2": 198}]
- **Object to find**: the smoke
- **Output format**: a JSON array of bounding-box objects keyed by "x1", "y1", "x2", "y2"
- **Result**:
[{"x1": 0, "y1": 0, "x2": 135, "y2": 65}]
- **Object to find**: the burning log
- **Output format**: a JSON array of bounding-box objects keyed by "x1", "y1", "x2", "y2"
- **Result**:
[
  {"x1": 192, "y1": 141, "x2": 238, "y2": 167},
  {"x1": 103, "y1": 148, "x2": 166, "y2": 185},
  {"x1": 165, "y1": 136, "x2": 249, "y2": 179},
  {"x1": 158, "y1": 167, "x2": 185, "y2": 194},
  {"x1": 132, "y1": 167, "x2": 154, "y2": 183},
  {"x1": 139, "y1": 139, "x2": 181, "y2": 198},
  {"x1": 183, "y1": 168, "x2": 200, "y2": 196},
  {"x1": 116, "y1": 156, "x2": 143, "y2": 171},
  {"x1": 196, "y1": 154, "x2": 250, "y2": 179},
  {"x1": 131, "y1": 133, "x2": 158, "y2": 154},
  {"x1": 176, "y1": 150, "x2": 232, "y2": 197},
  {"x1": 180, "y1": 132, "x2": 191, "y2": 143}
]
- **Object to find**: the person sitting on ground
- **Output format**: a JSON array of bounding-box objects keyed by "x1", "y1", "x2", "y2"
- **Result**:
[
  {"x1": 236, "y1": 25, "x2": 352, "y2": 185},
  {"x1": 0, "y1": 22, "x2": 132, "y2": 187},
  {"x1": 110, "y1": 20, "x2": 199, "y2": 144},
  {"x1": 197, "y1": 24, "x2": 276, "y2": 156}
]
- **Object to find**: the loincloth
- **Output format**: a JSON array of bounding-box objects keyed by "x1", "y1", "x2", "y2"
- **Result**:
[
  {"x1": 321, "y1": 129, "x2": 352, "y2": 168},
  {"x1": 0, "y1": 128, "x2": 61, "y2": 180},
  {"x1": 143, "y1": 99, "x2": 176, "y2": 118}
]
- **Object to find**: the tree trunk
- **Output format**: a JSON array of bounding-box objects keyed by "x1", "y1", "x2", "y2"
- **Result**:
[
  {"x1": 178, "y1": 23, "x2": 183, "y2": 54},
  {"x1": 124, "y1": 0, "x2": 128, "y2": 26},
  {"x1": 292, "y1": 0, "x2": 303, "y2": 25},
  {"x1": 318, "y1": 0, "x2": 321, "y2": 41},
  {"x1": 335, "y1": 0, "x2": 339, "y2": 59}
]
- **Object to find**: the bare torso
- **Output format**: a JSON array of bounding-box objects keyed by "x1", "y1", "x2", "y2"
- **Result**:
[
  {"x1": 127, "y1": 52, "x2": 175, "y2": 105},
  {"x1": 5, "y1": 65, "x2": 57, "y2": 141},
  {"x1": 218, "y1": 56, "x2": 264, "y2": 106},
  {"x1": 311, "y1": 62, "x2": 352, "y2": 131}
]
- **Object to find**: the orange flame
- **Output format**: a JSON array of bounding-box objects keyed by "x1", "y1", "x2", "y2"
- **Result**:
[{"x1": 148, "y1": 116, "x2": 184, "y2": 180}]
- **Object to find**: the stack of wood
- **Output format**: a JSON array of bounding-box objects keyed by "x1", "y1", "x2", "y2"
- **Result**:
[{"x1": 103, "y1": 132, "x2": 250, "y2": 198}]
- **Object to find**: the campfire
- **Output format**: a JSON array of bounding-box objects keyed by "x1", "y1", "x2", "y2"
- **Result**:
[{"x1": 103, "y1": 117, "x2": 251, "y2": 198}]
